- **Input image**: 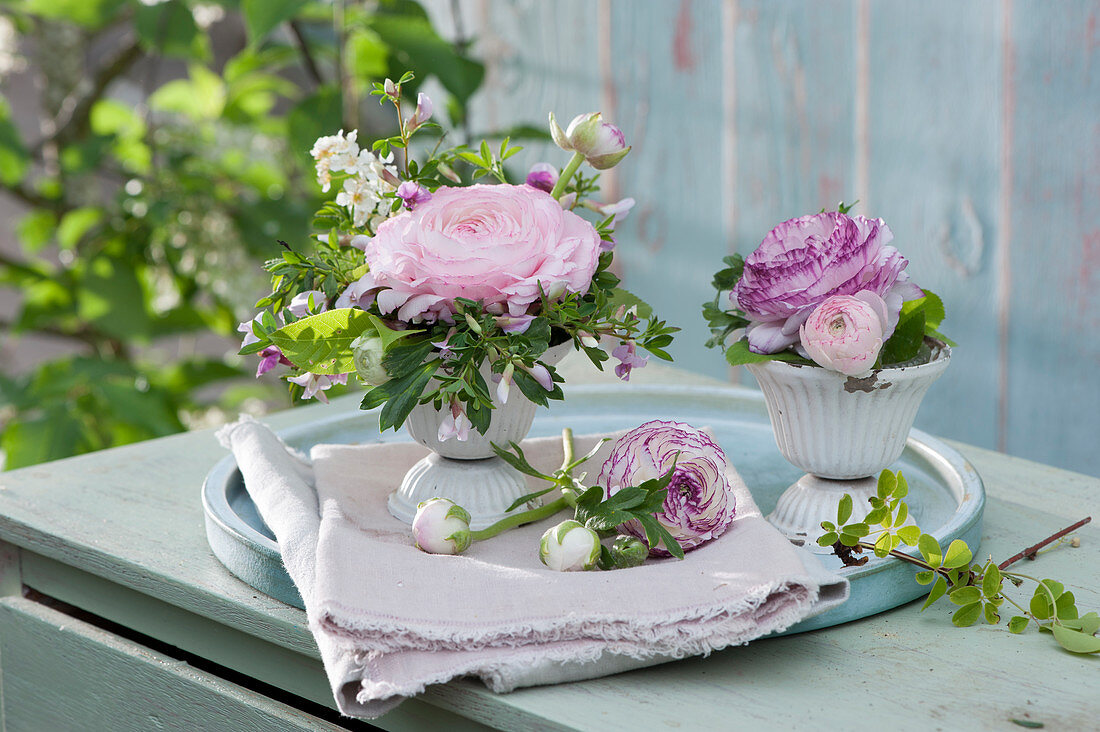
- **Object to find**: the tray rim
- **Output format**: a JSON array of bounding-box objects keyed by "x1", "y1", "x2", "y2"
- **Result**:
[{"x1": 203, "y1": 383, "x2": 985, "y2": 608}]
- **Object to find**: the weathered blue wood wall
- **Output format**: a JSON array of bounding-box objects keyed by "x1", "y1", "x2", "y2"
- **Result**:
[{"x1": 428, "y1": 0, "x2": 1100, "y2": 476}]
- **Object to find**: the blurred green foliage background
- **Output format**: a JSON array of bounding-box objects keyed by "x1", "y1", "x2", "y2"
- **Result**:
[{"x1": 0, "y1": 0, "x2": 486, "y2": 468}]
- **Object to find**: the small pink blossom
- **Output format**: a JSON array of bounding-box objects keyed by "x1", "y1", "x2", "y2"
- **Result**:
[
  {"x1": 287, "y1": 372, "x2": 348, "y2": 403},
  {"x1": 406, "y1": 92, "x2": 433, "y2": 131},
  {"x1": 521, "y1": 362, "x2": 554, "y2": 391},
  {"x1": 256, "y1": 346, "x2": 292, "y2": 377},
  {"x1": 799, "y1": 292, "x2": 889, "y2": 377},
  {"x1": 336, "y1": 272, "x2": 380, "y2": 310},
  {"x1": 287, "y1": 290, "x2": 328, "y2": 318},
  {"x1": 494, "y1": 314, "x2": 535, "y2": 334},
  {"x1": 612, "y1": 341, "x2": 648, "y2": 381},
  {"x1": 437, "y1": 400, "x2": 472, "y2": 442},
  {"x1": 396, "y1": 181, "x2": 432, "y2": 210}
]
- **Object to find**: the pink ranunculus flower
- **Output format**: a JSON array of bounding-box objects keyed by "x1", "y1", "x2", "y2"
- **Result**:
[
  {"x1": 799, "y1": 292, "x2": 889, "y2": 377},
  {"x1": 597, "y1": 420, "x2": 736, "y2": 557},
  {"x1": 367, "y1": 184, "x2": 602, "y2": 323},
  {"x1": 733, "y1": 212, "x2": 923, "y2": 354}
]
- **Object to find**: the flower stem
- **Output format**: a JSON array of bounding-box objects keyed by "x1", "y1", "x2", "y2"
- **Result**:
[
  {"x1": 550, "y1": 151, "x2": 584, "y2": 200},
  {"x1": 561, "y1": 427, "x2": 575, "y2": 469},
  {"x1": 469, "y1": 497, "x2": 570, "y2": 541},
  {"x1": 998, "y1": 516, "x2": 1091, "y2": 570}
]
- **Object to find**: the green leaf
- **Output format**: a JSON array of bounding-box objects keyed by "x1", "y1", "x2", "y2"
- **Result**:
[
  {"x1": 918, "y1": 534, "x2": 943, "y2": 568},
  {"x1": 0, "y1": 98, "x2": 29, "y2": 186},
  {"x1": 921, "y1": 576, "x2": 948, "y2": 611},
  {"x1": 0, "y1": 407, "x2": 86, "y2": 469},
  {"x1": 915, "y1": 570, "x2": 934, "y2": 586},
  {"x1": 242, "y1": 0, "x2": 310, "y2": 43},
  {"x1": 1051, "y1": 625, "x2": 1100, "y2": 654},
  {"x1": 1030, "y1": 592, "x2": 1052, "y2": 621},
  {"x1": 373, "y1": 361, "x2": 439, "y2": 431},
  {"x1": 880, "y1": 300, "x2": 926, "y2": 365},
  {"x1": 1055, "y1": 591, "x2": 1078, "y2": 620},
  {"x1": 836, "y1": 494, "x2": 853, "y2": 525},
  {"x1": 76, "y1": 256, "x2": 151, "y2": 340},
  {"x1": 724, "y1": 339, "x2": 808, "y2": 366},
  {"x1": 943, "y1": 539, "x2": 973, "y2": 569},
  {"x1": 135, "y1": 0, "x2": 207, "y2": 60},
  {"x1": 949, "y1": 586, "x2": 982, "y2": 606},
  {"x1": 16, "y1": 210, "x2": 57, "y2": 253},
  {"x1": 1008, "y1": 615, "x2": 1029, "y2": 634},
  {"x1": 877, "y1": 469, "x2": 896, "y2": 499},
  {"x1": 896, "y1": 525, "x2": 921, "y2": 546},
  {"x1": 863, "y1": 506, "x2": 888, "y2": 525},
  {"x1": 57, "y1": 207, "x2": 103, "y2": 250},
  {"x1": 348, "y1": 28, "x2": 390, "y2": 79},
  {"x1": 817, "y1": 532, "x2": 839, "y2": 547},
  {"x1": 873, "y1": 532, "x2": 892, "y2": 557},
  {"x1": 24, "y1": 0, "x2": 126, "y2": 28},
  {"x1": 894, "y1": 472, "x2": 909, "y2": 499},
  {"x1": 606, "y1": 287, "x2": 654, "y2": 319},
  {"x1": 983, "y1": 603, "x2": 1000, "y2": 625},
  {"x1": 894, "y1": 501, "x2": 909, "y2": 527},
  {"x1": 503, "y1": 487, "x2": 555, "y2": 513},
  {"x1": 951, "y1": 602, "x2": 983, "y2": 627},
  {"x1": 270, "y1": 309, "x2": 415, "y2": 375},
  {"x1": 1040, "y1": 579, "x2": 1065, "y2": 599},
  {"x1": 982, "y1": 564, "x2": 1002, "y2": 598}
]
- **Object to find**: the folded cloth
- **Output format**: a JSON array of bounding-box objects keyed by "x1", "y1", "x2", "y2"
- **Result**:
[{"x1": 217, "y1": 416, "x2": 848, "y2": 719}]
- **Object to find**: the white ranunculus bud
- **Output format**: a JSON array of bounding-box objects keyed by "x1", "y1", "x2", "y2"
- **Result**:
[
  {"x1": 539, "y1": 520, "x2": 600, "y2": 571},
  {"x1": 412, "y1": 498, "x2": 471, "y2": 555},
  {"x1": 350, "y1": 334, "x2": 389, "y2": 386}
]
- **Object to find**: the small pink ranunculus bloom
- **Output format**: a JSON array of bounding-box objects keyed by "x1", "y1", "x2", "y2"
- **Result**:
[
  {"x1": 367, "y1": 184, "x2": 602, "y2": 323},
  {"x1": 799, "y1": 291, "x2": 889, "y2": 377}
]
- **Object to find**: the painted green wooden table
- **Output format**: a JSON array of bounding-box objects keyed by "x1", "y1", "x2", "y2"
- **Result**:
[{"x1": 0, "y1": 358, "x2": 1097, "y2": 730}]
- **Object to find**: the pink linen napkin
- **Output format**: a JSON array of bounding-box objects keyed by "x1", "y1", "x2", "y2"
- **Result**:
[{"x1": 217, "y1": 416, "x2": 848, "y2": 719}]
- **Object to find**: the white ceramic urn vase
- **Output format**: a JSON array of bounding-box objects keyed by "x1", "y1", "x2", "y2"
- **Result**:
[
  {"x1": 747, "y1": 341, "x2": 950, "y2": 549},
  {"x1": 387, "y1": 342, "x2": 572, "y2": 530}
]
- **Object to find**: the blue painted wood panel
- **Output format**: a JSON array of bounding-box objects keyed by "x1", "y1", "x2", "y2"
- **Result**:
[
  {"x1": 439, "y1": 0, "x2": 1100, "y2": 475},
  {"x1": 1005, "y1": 0, "x2": 1100, "y2": 474},
  {"x1": 865, "y1": 2, "x2": 1003, "y2": 452}
]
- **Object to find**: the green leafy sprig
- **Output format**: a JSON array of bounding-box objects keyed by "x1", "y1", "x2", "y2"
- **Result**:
[
  {"x1": 491, "y1": 429, "x2": 686, "y2": 565},
  {"x1": 820, "y1": 470, "x2": 1097, "y2": 653}
]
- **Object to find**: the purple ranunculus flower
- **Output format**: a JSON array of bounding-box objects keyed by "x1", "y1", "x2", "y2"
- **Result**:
[
  {"x1": 733, "y1": 212, "x2": 923, "y2": 354},
  {"x1": 597, "y1": 420, "x2": 736, "y2": 557}
]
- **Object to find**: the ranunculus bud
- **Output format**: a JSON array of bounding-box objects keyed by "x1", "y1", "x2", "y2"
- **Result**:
[
  {"x1": 608, "y1": 535, "x2": 648, "y2": 568},
  {"x1": 548, "y1": 112, "x2": 632, "y2": 170},
  {"x1": 525, "y1": 162, "x2": 558, "y2": 193},
  {"x1": 412, "y1": 497, "x2": 472, "y2": 555},
  {"x1": 539, "y1": 520, "x2": 600, "y2": 571},
  {"x1": 598, "y1": 420, "x2": 736, "y2": 556},
  {"x1": 350, "y1": 334, "x2": 389, "y2": 385},
  {"x1": 799, "y1": 291, "x2": 888, "y2": 377}
]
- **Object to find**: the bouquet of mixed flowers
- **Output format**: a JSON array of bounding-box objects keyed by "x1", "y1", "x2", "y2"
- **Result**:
[
  {"x1": 703, "y1": 202, "x2": 953, "y2": 376},
  {"x1": 238, "y1": 73, "x2": 676, "y2": 440}
]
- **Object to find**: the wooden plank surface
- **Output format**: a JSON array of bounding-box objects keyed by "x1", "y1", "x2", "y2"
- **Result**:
[
  {"x1": 0, "y1": 596, "x2": 342, "y2": 732},
  {"x1": 0, "y1": 350, "x2": 1097, "y2": 729}
]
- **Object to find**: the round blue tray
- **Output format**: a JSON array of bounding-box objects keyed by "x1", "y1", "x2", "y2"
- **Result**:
[{"x1": 202, "y1": 384, "x2": 985, "y2": 634}]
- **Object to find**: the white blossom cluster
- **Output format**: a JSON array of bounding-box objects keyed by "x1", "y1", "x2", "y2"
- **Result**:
[{"x1": 310, "y1": 130, "x2": 399, "y2": 230}]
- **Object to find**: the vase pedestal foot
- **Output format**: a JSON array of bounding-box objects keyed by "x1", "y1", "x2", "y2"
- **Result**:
[
  {"x1": 388, "y1": 452, "x2": 534, "y2": 530},
  {"x1": 766, "y1": 474, "x2": 878, "y2": 553}
]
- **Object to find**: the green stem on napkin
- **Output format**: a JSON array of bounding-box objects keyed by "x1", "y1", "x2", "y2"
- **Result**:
[{"x1": 469, "y1": 497, "x2": 571, "y2": 541}]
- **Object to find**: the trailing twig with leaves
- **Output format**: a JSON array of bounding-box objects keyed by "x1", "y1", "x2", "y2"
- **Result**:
[{"x1": 820, "y1": 470, "x2": 1098, "y2": 653}]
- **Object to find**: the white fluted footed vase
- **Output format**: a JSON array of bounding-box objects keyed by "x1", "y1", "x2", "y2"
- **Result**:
[
  {"x1": 748, "y1": 341, "x2": 950, "y2": 548},
  {"x1": 387, "y1": 342, "x2": 572, "y2": 530}
]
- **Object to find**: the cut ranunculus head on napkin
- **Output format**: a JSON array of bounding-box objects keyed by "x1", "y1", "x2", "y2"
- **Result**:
[{"x1": 217, "y1": 417, "x2": 849, "y2": 720}]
